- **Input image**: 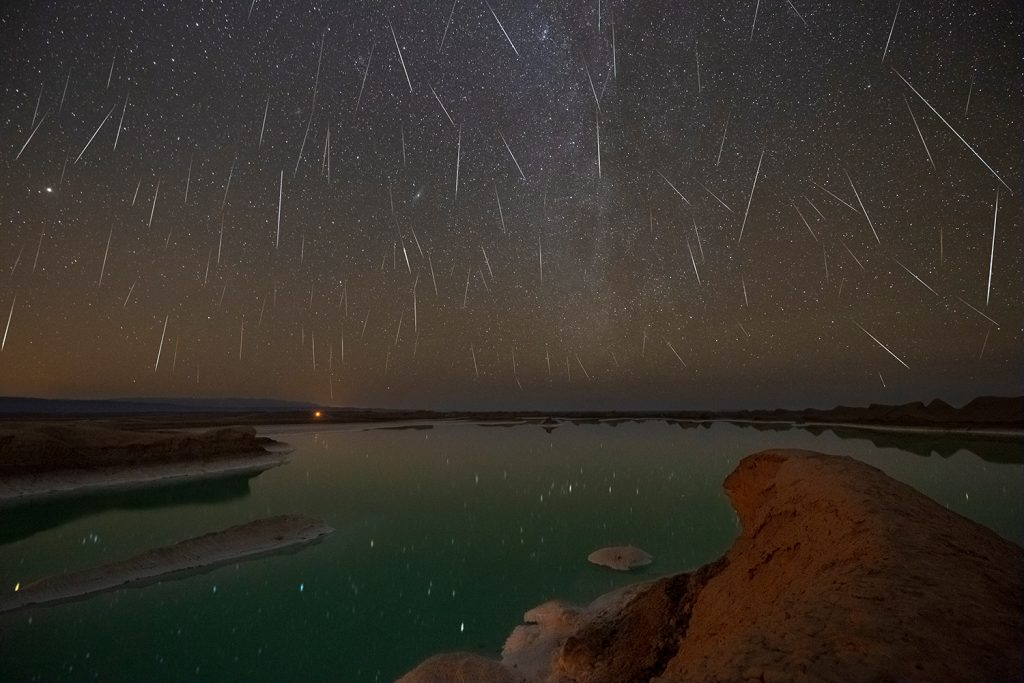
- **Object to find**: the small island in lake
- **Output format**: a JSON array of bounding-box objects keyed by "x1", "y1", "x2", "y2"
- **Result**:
[{"x1": 0, "y1": 514, "x2": 333, "y2": 614}]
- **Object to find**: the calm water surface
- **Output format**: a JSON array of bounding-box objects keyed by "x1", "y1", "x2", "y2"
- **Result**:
[{"x1": 1, "y1": 420, "x2": 1021, "y2": 682}]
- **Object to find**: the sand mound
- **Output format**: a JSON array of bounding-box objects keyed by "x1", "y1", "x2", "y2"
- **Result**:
[
  {"x1": 586, "y1": 545, "x2": 653, "y2": 571},
  {"x1": 0, "y1": 514, "x2": 332, "y2": 614}
]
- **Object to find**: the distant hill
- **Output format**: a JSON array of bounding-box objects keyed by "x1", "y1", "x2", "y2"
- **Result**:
[{"x1": 0, "y1": 397, "x2": 318, "y2": 415}]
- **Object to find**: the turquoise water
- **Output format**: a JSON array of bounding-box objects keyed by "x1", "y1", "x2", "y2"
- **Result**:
[{"x1": 0, "y1": 420, "x2": 1021, "y2": 682}]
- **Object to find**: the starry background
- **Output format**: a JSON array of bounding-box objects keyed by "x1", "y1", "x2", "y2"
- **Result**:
[{"x1": 0, "y1": 0, "x2": 1020, "y2": 410}]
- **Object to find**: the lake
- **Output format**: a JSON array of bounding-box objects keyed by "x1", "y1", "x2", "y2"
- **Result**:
[{"x1": 1, "y1": 420, "x2": 1021, "y2": 682}]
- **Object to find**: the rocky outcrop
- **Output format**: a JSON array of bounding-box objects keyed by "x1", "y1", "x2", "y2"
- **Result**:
[
  {"x1": 397, "y1": 653, "x2": 521, "y2": 683},
  {"x1": 398, "y1": 449, "x2": 1024, "y2": 682}
]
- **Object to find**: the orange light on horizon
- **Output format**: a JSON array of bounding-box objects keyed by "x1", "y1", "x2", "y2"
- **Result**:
[{"x1": 314, "y1": 411, "x2": 322, "y2": 418}]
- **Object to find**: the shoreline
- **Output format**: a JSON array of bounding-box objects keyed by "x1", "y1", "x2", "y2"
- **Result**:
[
  {"x1": 0, "y1": 425, "x2": 292, "y2": 505},
  {"x1": 0, "y1": 450, "x2": 290, "y2": 506},
  {"x1": 0, "y1": 416, "x2": 1017, "y2": 505},
  {"x1": 265, "y1": 416, "x2": 1024, "y2": 439},
  {"x1": 0, "y1": 514, "x2": 333, "y2": 615},
  {"x1": 2, "y1": 394, "x2": 1020, "y2": 435}
]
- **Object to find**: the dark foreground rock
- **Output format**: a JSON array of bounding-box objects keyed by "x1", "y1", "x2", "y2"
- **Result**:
[
  {"x1": 0, "y1": 514, "x2": 332, "y2": 614},
  {"x1": 399, "y1": 449, "x2": 1024, "y2": 683}
]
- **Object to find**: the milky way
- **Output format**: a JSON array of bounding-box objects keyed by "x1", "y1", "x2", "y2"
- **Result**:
[{"x1": 0, "y1": 0, "x2": 1021, "y2": 409}]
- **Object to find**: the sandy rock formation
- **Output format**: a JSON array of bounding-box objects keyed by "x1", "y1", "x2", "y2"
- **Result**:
[
  {"x1": 397, "y1": 449, "x2": 1024, "y2": 683},
  {"x1": 396, "y1": 653, "x2": 523, "y2": 683}
]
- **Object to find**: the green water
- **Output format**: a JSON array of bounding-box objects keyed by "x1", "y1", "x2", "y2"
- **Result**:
[{"x1": 0, "y1": 421, "x2": 1021, "y2": 682}]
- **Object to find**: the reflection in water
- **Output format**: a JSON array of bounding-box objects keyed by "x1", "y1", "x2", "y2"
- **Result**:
[
  {"x1": 731, "y1": 421, "x2": 1023, "y2": 464},
  {"x1": 809, "y1": 426, "x2": 1023, "y2": 464},
  {"x1": 521, "y1": 418, "x2": 1022, "y2": 464},
  {"x1": 0, "y1": 474, "x2": 257, "y2": 546}
]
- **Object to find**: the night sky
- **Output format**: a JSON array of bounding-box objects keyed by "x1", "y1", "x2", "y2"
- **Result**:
[{"x1": 0, "y1": 0, "x2": 1020, "y2": 410}]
